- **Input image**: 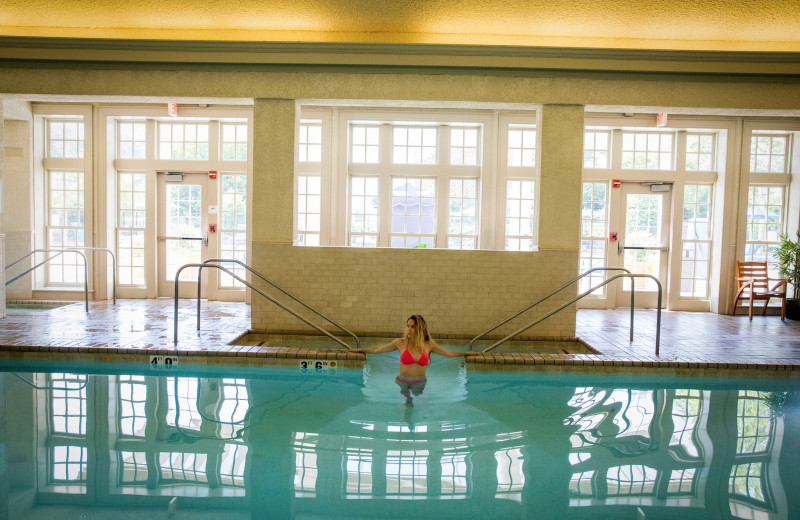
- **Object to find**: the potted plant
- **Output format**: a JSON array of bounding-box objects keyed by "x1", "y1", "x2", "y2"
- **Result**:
[{"x1": 775, "y1": 231, "x2": 800, "y2": 320}]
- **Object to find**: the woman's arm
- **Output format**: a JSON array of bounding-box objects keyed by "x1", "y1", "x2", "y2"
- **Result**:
[
  {"x1": 351, "y1": 338, "x2": 401, "y2": 355},
  {"x1": 429, "y1": 341, "x2": 480, "y2": 358}
]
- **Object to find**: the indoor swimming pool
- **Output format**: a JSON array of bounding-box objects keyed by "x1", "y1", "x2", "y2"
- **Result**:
[{"x1": 0, "y1": 352, "x2": 798, "y2": 520}]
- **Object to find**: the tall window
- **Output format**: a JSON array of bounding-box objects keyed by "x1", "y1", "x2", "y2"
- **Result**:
[
  {"x1": 681, "y1": 184, "x2": 713, "y2": 297},
  {"x1": 48, "y1": 170, "x2": 85, "y2": 283},
  {"x1": 747, "y1": 132, "x2": 791, "y2": 275},
  {"x1": 448, "y1": 179, "x2": 478, "y2": 249},
  {"x1": 579, "y1": 182, "x2": 608, "y2": 293},
  {"x1": 219, "y1": 174, "x2": 247, "y2": 287},
  {"x1": 297, "y1": 120, "x2": 324, "y2": 246},
  {"x1": 48, "y1": 373, "x2": 88, "y2": 487},
  {"x1": 349, "y1": 177, "x2": 380, "y2": 247},
  {"x1": 505, "y1": 180, "x2": 535, "y2": 251},
  {"x1": 745, "y1": 186, "x2": 784, "y2": 273},
  {"x1": 44, "y1": 115, "x2": 87, "y2": 287},
  {"x1": 391, "y1": 177, "x2": 436, "y2": 248},
  {"x1": 118, "y1": 172, "x2": 146, "y2": 286}
]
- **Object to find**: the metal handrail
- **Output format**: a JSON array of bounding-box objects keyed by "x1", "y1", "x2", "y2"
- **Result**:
[
  {"x1": 53, "y1": 247, "x2": 116, "y2": 304},
  {"x1": 173, "y1": 263, "x2": 357, "y2": 350},
  {"x1": 469, "y1": 267, "x2": 632, "y2": 349},
  {"x1": 5, "y1": 249, "x2": 89, "y2": 312},
  {"x1": 199, "y1": 258, "x2": 360, "y2": 348},
  {"x1": 481, "y1": 273, "x2": 663, "y2": 355}
]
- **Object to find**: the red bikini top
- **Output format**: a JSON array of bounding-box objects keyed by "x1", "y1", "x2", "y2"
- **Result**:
[{"x1": 400, "y1": 348, "x2": 430, "y2": 366}]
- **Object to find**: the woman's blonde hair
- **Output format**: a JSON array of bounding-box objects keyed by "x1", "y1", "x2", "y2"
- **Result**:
[{"x1": 407, "y1": 315, "x2": 430, "y2": 347}]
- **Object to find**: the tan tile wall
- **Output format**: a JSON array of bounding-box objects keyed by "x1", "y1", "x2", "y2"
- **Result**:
[{"x1": 249, "y1": 243, "x2": 578, "y2": 341}]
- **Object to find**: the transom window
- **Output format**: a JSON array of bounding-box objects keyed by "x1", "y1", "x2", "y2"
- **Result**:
[
  {"x1": 118, "y1": 121, "x2": 147, "y2": 159},
  {"x1": 221, "y1": 122, "x2": 248, "y2": 161},
  {"x1": 299, "y1": 120, "x2": 323, "y2": 163},
  {"x1": 584, "y1": 129, "x2": 610, "y2": 169},
  {"x1": 750, "y1": 134, "x2": 789, "y2": 173},
  {"x1": 393, "y1": 127, "x2": 437, "y2": 165},
  {"x1": 685, "y1": 133, "x2": 715, "y2": 171},
  {"x1": 621, "y1": 131, "x2": 674, "y2": 170},
  {"x1": 351, "y1": 125, "x2": 380, "y2": 164},
  {"x1": 47, "y1": 118, "x2": 85, "y2": 159},
  {"x1": 450, "y1": 128, "x2": 479, "y2": 166},
  {"x1": 158, "y1": 122, "x2": 210, "y2": 160}
]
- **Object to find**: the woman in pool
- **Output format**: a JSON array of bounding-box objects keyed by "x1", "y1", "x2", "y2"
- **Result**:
[{"x1": 351, "y1": 315, "x2": 478, "y2": 406}]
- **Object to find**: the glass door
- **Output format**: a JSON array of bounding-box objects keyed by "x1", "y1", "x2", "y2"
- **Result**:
[
  {"x1": 615, "y1": 184, "x2": 671, "y2": 308},
  {"x1": 157, "y1": 172, "x2": 208, "y2": 298}
]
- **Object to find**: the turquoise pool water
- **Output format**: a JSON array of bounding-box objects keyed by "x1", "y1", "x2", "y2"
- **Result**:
[{"x1": 1, "y1": 353, "x2": 798, "y2": 520}]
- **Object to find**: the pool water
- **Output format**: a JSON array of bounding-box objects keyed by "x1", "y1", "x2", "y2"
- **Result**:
[{"x1": 1, "y1": 354, "x2": 798, "y2": 519}]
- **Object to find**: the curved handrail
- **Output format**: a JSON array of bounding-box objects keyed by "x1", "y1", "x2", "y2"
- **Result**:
[
  {"x1": 469, "y1": 267, "x2": 632, "y2": 349},
  {"x1": 54, "y1": 247, "x2": 116, "y2": 304},
  {"x1": 5, "y1": 249, "x2": 89, "y2": 312},
  {"x1": 199, "y1": 258, "x2": 360, "y2": 348},
  {"x1": 482, "y1": 273, "x2": 662, "y2": 355},
  {"x1": 173, "y1": 263, "x2": 355, "y2": 350}
]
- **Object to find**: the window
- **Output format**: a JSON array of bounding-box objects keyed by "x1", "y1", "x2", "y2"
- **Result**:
[
  {"x1": 349, "y1": 177, "x2": 379, "y2": 247},
  {"x1": 606, "y1": 465, "x2": 658, "y2": 496},
  {"x1": 297, "y1": 111, "x2": 540, "y2": 250},
  {"x1": 681, "y1": 184, "x2": 713, "y2": 297},
  {"x1": 220, "y1": 444, "x2": 248, "y2": 487},
  {"x1": 505, "y1": 180, "x2": 535, "y2": 251},
  {"x1": 391, "y1": 177, "x2": 436, "y2": 248},
  {"x1": 448, "y1": 179, "x2": 478, "y2": 249},
  {"x1": 47, "y1": 119, "x2": 84, "y2": 159},
  {"x1": 118, "y1": 121, "x2": 146, "y2": 159},
  {"x1": 50, "y1": 373, "x2": 87, "y2": 435},
  {"x1": 450, "y1": 128, "x2": 479, "y2": 166},
  {"x1": 584, "y1": 129, "x2": 610, "y2": 169},
  {"x1": 621, "y1": 131, "x2": 674, "y2": 170},
  {"x1": 166, "y1": 377, "x2": 201, "y2": 431},
  {"x1": 750, "y1": 134, "x2": 788, "y2": 173},
  {"x1": 507, "y1": 126, "x2": 536, "y2": 167},
  {"x1": 47, "y1": 170, "x2": 85, "y2": 283},
  {"x1": 495, "y1": 447, "x2": 525, "y2": 497},
  {"x1": 393, "y1": 127, "x2": 436, "y2": 165},
  {"x1": 52, "y1": 446, "x2": 88, "y2": 483},
  {"x1": 351, "y1": 125, "x2": 380, "y2": 164},
  {"x1": 345, "y1": 449, "x2": 373, "y2": 497},
  {"x1": 744, "y1": 186, "x2": 784, "y2": 273},
  {"x1": 158, "y1": 122, "x2": 209, "y2": 160},
  {"x1": 119, "y1": 451, "x2": 148, "y2": 484},
  {"x1": 299, "y1": 120, "x2": 322, "y2": 163},
  {"x1": 386, "y1": 449, "x2": 428, "y2": 497},
  {"x1": 219, "y1": 174, "x2": 248, "y2": 287},
  {"x1": 221, "y1": 122, "x2": 248, "y2": 161},
  {"x1": 685, "y1": 133, "x2": 715, "y2": 171},
  {"x1": 579, "y1": 182, "x2": 608, "y2": 293},
  {"x1": 296, "y1": 176, "x2": 321, "y2": 246},
  {"x1": 119, "y1": 374, "x2": 147, "y2": 437},
  {"x1": 160, "y1": 452, "x2": 208, "y2": 483},
  {"x1": 293, "y1": 432, "x2": 318, "y2": 497},
  {"x1": 670, "y1": 389, "x2": 703, "y2": 459},
  {"x1": 118, "y1": 172, "x2": 146, "y2": 286}
]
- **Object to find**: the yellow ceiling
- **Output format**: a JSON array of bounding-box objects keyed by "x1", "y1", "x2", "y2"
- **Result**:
[{"x1": 1, "y1": 0, "x2": 799, "y2": 52}]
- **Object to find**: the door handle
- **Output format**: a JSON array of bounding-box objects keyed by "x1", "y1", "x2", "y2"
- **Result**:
[{"x1": 203, "y1": 232, "x2": 208, "y2": 246}]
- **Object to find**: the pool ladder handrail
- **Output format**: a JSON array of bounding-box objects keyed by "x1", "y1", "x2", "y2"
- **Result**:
[
  {"x1": 469, "y1": 267, "x2": 632, "y2": 350},
  {"x1": 478, "y1": 273, "x2": 662, "y2": 355},
  {"x1": 199, "y1": 259, "x2": 360, "y2": 349},
  {"x1": 173, "y1": 261, "x2": 359, "y2": 350},
  {"x1": 5, "y1": 248, "x2": 90, "y2": 312}
]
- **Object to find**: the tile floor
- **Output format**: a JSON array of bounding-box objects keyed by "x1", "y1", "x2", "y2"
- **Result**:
[{"x1": 1, "y1": 298, "x2": 799, "y2": 373}]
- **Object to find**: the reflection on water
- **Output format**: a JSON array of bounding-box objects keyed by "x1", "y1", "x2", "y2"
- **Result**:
[{"x1": 1, "y1": 360, "x2": 799, "y2": 519}]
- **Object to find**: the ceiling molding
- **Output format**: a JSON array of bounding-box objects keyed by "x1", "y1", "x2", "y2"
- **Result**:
[{"x1": 1, "y1": 37, "x2": 799, "y2": 78}]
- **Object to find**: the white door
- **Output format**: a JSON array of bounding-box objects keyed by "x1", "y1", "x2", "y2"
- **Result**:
[
  {"x1": 157, "y1": 172, "x2": 209, "y2": 298},
  {"x1": 615, "y1": 184, "x2": 671, "y2": 308}
]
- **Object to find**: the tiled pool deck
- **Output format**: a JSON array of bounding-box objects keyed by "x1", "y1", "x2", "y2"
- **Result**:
[{"x1": 1, "y1": 299, "x2": 799, "y2": 376}]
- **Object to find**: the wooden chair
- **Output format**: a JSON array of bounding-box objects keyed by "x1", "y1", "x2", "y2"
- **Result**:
[{"x1": 731, "y1": 261, "x2": 788, "y2": 320}]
